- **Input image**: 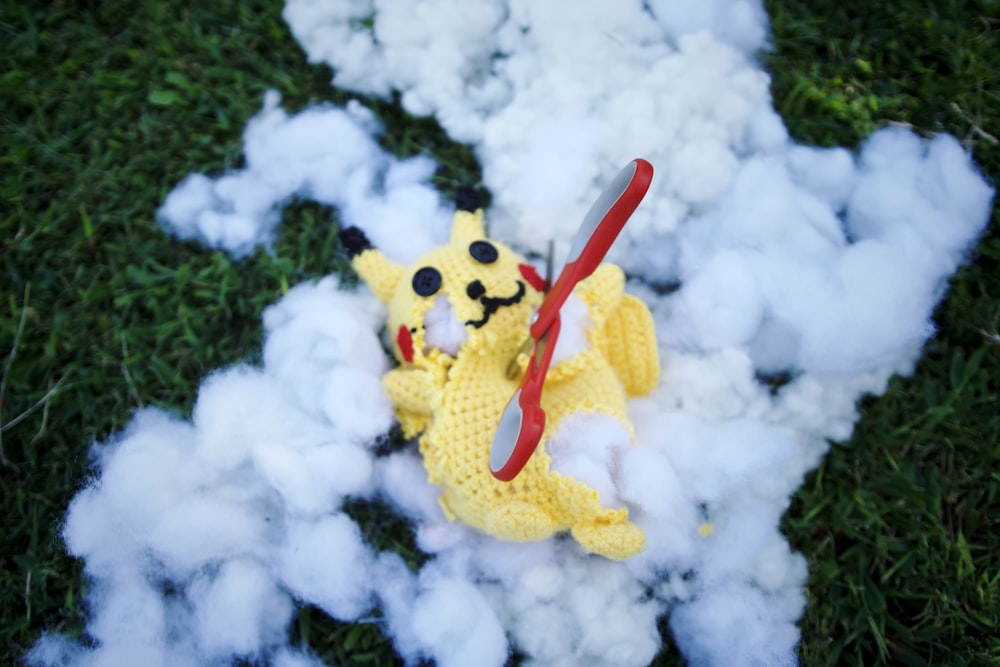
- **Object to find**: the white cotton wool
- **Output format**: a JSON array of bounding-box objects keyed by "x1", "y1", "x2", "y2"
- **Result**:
[
  {"x1": 231, "y1": 92, "x2": 389, "y2": 215},
  {"x1": 371, "y1": 0, "x2": 509, "y2": 124},
  {"x1": 654, "y1": 348, "x2": 771, "y2": 420},
  {"x1": 659, "y1": 123, "x2": 986, "y2": 378},
  {"x1": 502, "y1": 112, "x2": 604, "y2": 234},
  {"x1": 77, "y1": 569, "x2": 176, "y2": 667},
  {"x1": 920, "y1": 134, "x2": 995, "y2": 245},
  {"x1": 68, "y1": 641, "x2": 172, "y2": 667},
  {"x1": 36, "y1": 0, "x2": 999, "y2": 665},
  {"x1": 468, "y1": 533, "x2": 558, "y2": 587},
  {"x1": 769, "y1": 367, "x2": 899, "y2": 446},
  {"x1": 670, "y1": 583, "x2": 800, "y2": 667},
  {"x1": 319, "y1": 366, "x2": 394, "y2": 444},
  {"x1": 251, "y1": 442, "x2": 372, "y2": 516},
  {"x1": 666, "y1": 251, "x2": 766, "y2": 351},
  {"x1": 370, "y1": 551, "x2": 426, "y2": 664},
  {"x1": 666, "y1": 138, "x2": 740, "y2": 206},
  {"x1": 272, "y1": 646, "x2": 330, "y2": 667},
  {"x1": 847, "y1": 128, "x2": 994, "y2": 261},
  {"x1": 646, "y1": 0, "x2": 770, "y2": 54},
  {"x1": 785, "y1": 144, "x2": 857, "y2": 209},
  {"x1": 156, "y1": 173, "x2": 217, "y2": 237},
  {"x1": 375, "y1": 450, "x2": 446, "y2": 525},
  {"x1": 416, "y1": 517, "x2": 471, "y2": 558},
  {"x1": 618, "y1": 443, "x2": 689, "y2": 521},
  {"x1": 515, "y1": 563, "x2": 565, "y2": 604},
  {"x1": 787, "y1": 239, "x2": 938, "y2": 375},
  {"x1": 510, "y1": 603, "x2": 578, "y2": 667},
  {"x1": 241, "y1": 95, "x2": 375, "y2": 194},
  {"x1": 504, "y1": 569, "x2": 660, "y2": 667},
  {"x1": 559, "y1": 558, "x2": 661, "y2": 667},
  {"x1": 282, "y1": 0, "x2": 389, "y2": 96},
  {"x1": 410, "y1": 579, "x2": 510, "y2": 667},
  {"x1": 661, "y1": 414, "x2": 800, "y2": 507},
  {"x1": 61, "y1": 410, "x2": 194, "y2": 576},
  {"x1": 618, "y1": 408, "x2": 706, "y2": 574},
  {"x1": 263, "y1": 276, "x2": 386, "y2": 343},
  {"x1": 618, "y1": 227, "x2": 684, "y2": 284},
  {"x1": 189, "y1": 558, "x2": 294, "y2": 659},
  {"x1": 423, "y1": 294, "x2": 468, "y2": 356},
  {"x1": 25, "y1": 635, "x2": 88, "y2": 667},
  {"x1": 746, "y1": 315, "x2": 801, "y2": 375},
  {"x1": 752, "y1": 537, "x2": 809, "y2": 595},
  {"x1": 673, "y1": 158, "x2": 847, "y2": 285},
  {"x1": 191, "y1": 366, "x2": 299, "y2": 469},
  {"x1": 213, "y1": 172, "x2": 285, "y2": 222},
  {"x1": 157, "y1": 92, "x2": 450, "y2": 263},
  {"x1": 261, "y1": 278, "x2": 394, "y2": 442},
  {"x1": 479, "y1": 28, "x2": 780, "y2": 267},
  {"x1": 546, "y1": 412, "x2": 630, "y2": 507},
  {"x1": 548, "y1": 295, "x2": 592, "y2": 364},
  {"x1": 262, "y1": 282, "x2": 389, "y2": 383},
  {"x1": 157, "y1": 172, "x2": 277, "y2": 258},
  {"x1": 630, "y1": 506, "x2": 703, "y2": 576},
  {"x1": 278, "y1": 514, "x2": 375, "y2": 621},
  {"x1": 146, "y1": 493, "x2": 273, "y2": 579},
  {"x1": 307, "y1": 441, "x2": 374, "y2": 501},
  {"x1": 339, "y1": 154, "x2": 453, "y2": 265},
  {"x1": 698, "y1": 500, "x2": 788, "y2": 586}
]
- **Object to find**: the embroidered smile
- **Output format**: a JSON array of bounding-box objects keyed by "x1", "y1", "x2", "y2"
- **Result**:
[{"x1": 465, "y1": 281, "x2": 526, "y2": 328}]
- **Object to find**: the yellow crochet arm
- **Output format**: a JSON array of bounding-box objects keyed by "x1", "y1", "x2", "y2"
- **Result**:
[
  {"x1": 600, "y1": 293, "x2": 660, "y2": 397},
  {"x1": 576, "y1": 263, "x2": 660, "y2": 397},
  {"x1": 383, "y1": 367, "x2": 437, "y2": 438}
]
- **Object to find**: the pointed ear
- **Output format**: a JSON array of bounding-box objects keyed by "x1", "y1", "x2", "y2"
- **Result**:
[
  {"x1": 352, "y1": 248, "x2": 405, "y2": 304},
  {"x1": 450, "y1": 209, "x2": 487, "y2": 243}
]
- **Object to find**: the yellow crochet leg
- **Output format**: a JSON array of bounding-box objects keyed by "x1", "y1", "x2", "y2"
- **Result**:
[
  {"x1": 571, "y1": 515, "x2": 646, "y2": 560},
  {"x1": 483, "y1": 501, "x2": 558, "y2": 542}
]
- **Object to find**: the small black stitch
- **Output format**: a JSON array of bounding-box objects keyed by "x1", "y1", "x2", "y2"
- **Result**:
[
  {"x1": 455, "y1": 185, "x2": 482, "y2": 212},
  {"x1": 338, "y1": 226, "x2": 372, "y2": 258}
]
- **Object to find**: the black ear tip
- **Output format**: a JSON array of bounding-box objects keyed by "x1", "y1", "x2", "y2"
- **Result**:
[
  {"x1": 339, "y1": 226, "x2": 372, "y2": 259},
  {"x1": 455, "y1": 185, "x2": 482, "y2": 213}
]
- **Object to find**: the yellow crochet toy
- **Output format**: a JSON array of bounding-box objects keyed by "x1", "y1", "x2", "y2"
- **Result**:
[{"x1": 339, "y1": 192, "x2": 659, "y2": 560}]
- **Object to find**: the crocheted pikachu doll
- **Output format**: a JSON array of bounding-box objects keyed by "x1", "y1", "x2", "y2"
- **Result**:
[{"x1": 340, "y1": 192, "x2": 659, "y2": 560}]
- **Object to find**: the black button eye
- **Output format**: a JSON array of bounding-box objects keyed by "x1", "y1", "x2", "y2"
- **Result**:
[
  {"x1": 412, "y1": 267, "x2": 442, "y2": 297},
  {"x1": 469, "y1": 240, "x2": 498, "y2": 264}
]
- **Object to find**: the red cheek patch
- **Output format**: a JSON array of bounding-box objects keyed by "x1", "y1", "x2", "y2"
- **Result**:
[
  {"x1": 518, "y1": 263, "x2": 546, "y2": 292},
  {"x1": 396, "y1": 324, "x2": 414, "y2": 363}
]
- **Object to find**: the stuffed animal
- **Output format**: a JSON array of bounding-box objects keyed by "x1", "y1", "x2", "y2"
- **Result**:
[{"x1": 339, "y1": 191, "x2": 659, "y2": 559}]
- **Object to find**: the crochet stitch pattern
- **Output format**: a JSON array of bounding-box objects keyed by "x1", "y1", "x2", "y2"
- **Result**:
[{"x1": 341, "y1": 204, "x2": 659, "y2": 560}]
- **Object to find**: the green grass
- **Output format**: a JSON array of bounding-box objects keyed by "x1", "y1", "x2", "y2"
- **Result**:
[
  {"x1": 1, "y1": 0, "x2": 997, "y2": 665},
  {"x1": 766, "y1": 2, "x2": 1000, "y2": 664}
]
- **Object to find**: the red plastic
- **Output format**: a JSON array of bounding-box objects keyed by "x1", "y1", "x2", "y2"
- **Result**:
[
  {"x1": 530, "y1": 159, "x2": 652, "y2": 339},
  {"x1": 490, "y1": 319, "x2": 560, "y2": 481},
  {"x1": 490, "y1": 159, "x2": 654, "y2": 482}
]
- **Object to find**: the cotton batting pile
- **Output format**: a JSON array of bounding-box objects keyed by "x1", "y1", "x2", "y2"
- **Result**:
[{"x1": 29, "y1": 1, "x2": 993, "y2": 666}]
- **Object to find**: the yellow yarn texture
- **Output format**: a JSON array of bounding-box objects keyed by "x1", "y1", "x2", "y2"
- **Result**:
[{"x1": 350, "y1": 209, "x2": 659, "y2": 560}]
